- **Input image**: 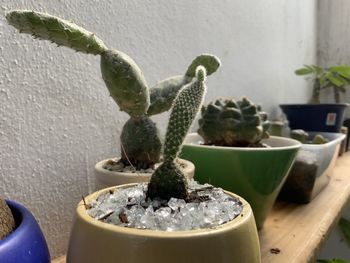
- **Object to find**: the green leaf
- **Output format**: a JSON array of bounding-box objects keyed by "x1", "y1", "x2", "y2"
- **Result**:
[
  {"x1": 311, "y1": 65, "x2": 324, "y2": 75},
  {"x1": 327, "y1": 74, "x2": 347, "y2": 87},
  {"x1": 339, "y1": 217, "x2": 350, "y2": 247},
  {"x1": 330, "y1": 65, "x2": 350, "y2": 79},
  {"x1": 295, "y1": 67, "x2": 314, "y2": 75}
]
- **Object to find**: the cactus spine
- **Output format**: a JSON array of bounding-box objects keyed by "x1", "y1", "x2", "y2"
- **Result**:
[
  {"x1": 6, "y1": 10, "x2": 220, "y2": 169},
  {"x1": 147, "y1": 67, "x2": 207, "y2": 200},
  {"x1": 198, "y1": 97, "x2": 270, "y2": 147}
]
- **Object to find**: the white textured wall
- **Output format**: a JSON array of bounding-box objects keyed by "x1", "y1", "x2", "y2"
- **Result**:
[
  {"x1": 317, "y1": 0, "x2": 350, "y2": 260},
  {"x1": 0, "y1": 0, "x2": 316, "y2": 258},
  {"x1": 317, "y1": 0, "x2": 350, "y2": 115}
]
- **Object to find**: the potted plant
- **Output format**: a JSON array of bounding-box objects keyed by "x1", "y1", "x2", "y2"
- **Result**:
[
  {"x1": 5, "y1": 10, "x2": 221, "y2": 189},
  {"x1": 0, "y1": 197, "x2": 50, "y2": 262},
  {"x1": 180, "y1": 97, "x2": 301, "y2": 229},
  {"x1": 278, "y1": 129, "x2": 345, "y2": 203},
  {"x1": 67, "y1": 67, "x2": 261, "y2": 262},
  {"x1": 280, "y1": 65, "x2": 350, "y2": 132}
]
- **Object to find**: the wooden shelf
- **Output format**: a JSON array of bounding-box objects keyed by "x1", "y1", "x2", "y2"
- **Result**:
[{"x1": 52, "y1": 152, "x2": 350, "y2": 263}]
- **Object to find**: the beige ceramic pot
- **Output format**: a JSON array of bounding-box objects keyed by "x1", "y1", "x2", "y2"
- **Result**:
[
  {"x1": 95, "y1": 158, "x2": 195, "y2": 189},
  {"x1": 67, "y1": 184, "x2": 261, "y2": 263}
]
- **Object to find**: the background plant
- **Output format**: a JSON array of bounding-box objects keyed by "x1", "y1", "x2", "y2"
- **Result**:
[
  {"x1": 295, "y1": 65, "x2": 350, "y2": 104},
  {"x1": 6, "y1": 10, "x2": 220, "y2": 170}
]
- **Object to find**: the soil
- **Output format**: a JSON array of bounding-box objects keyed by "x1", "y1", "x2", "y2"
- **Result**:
[
  {"x1": 278, "y1": 150, "x2": 318, "y2": 204},
  {"x1": 202, "y1": 142, "x2": 270, "y2": 148},
  {"x1": 103, "y1": 158, "x2": 187, "y2": 174}
]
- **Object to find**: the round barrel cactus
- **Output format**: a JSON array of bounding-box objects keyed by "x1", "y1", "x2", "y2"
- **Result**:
[{"x1": 198, "y1": 97, "x2": 270, "y2": 147}]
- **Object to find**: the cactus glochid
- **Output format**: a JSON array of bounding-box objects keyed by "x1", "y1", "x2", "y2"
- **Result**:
[
  {"x1": 6, "y1": 10, "x2": 221, "y2": 169},
  {"x1": 197, "y1": 97, "x2": 270, "y2": 147},
  {"x1": 147, "y1": 67, "x2": 207, "y2": 200}
]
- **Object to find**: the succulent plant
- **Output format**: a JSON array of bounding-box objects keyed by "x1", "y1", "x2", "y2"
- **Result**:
[
  {"x1": 147, "y1": 67, "x2": 207, "y2": 200},
  {"x1": 290, "y1": 129, "x2": 309, "y2": 144},
  {"x1": 312, "y1": 134, "x2": 328, "y2": 144},
  {"x1": 295, "y1": 65, "x2": 350, "y2": 104},
  {"x1": 0, "y1": 198, "x2": 15, "y2": 240},
  {"x1": 290, "y1": 130, "x2": 328, "y2": 144},
  {"x1": 197, "y1": 97, "x2": 270, "y2": 147},
  {"x1": 6, "y1": 10, "x2": 220, "y2": 169}
]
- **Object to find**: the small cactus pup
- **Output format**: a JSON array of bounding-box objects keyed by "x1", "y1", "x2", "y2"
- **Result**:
[
  {"x1": 197, "y1": 97, "x2": 270, "y2": 147},
  {"x1": 269, "y1": 120, "x2": 284, "y2": 137},
  {"x1": 0, "y1": 198, "x2": 15, "y2": 240},
  {"x1": 147, "y1": 66, "x2": 207, "y2": 200},
  {"x1": 6, "y1": 10, "x2": 221, "y2": 170},
  {"x1": 290, "y1": 129, "x2": 328, "y2": 144},
  {"x1": 290, "y1": 129, "x2": 309, "y2": 144}
]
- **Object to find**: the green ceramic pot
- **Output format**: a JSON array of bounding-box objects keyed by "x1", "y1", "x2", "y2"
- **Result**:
[{"x1": 181, "y1": 133, "x2": 301, "y2": 229}]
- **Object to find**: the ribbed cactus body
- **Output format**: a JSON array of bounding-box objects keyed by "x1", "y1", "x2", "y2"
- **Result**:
[
  {"x1": 101, "y1": 50, "x2": 150, "y2": 118},
  {"x1": 6, "y1": 10, "x2": 106, "y2": 55},
  {"x1": 120, "y1": 116, "x2": 162, "y2": 169},
  {"x1": 198, "y1": 97, "x2": 270, "y2": 147},
  {"x1": 147, "y1": 67, "x2": 207, "y2": 200}
]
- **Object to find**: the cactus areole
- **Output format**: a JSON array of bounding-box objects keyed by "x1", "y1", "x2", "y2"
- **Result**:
[
  {"x1": 198, "y1": 97, "x2": 270, "y2": 147},
  {"x1": 6, "y1": 10, "x2": 221, "y2": 169}
]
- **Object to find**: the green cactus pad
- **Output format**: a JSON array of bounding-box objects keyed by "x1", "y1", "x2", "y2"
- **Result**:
[
  {"x1": 185, "y1": 54, "x2": 221, "y2": 77},
  {"x1": 101, "y1": 49, "x2": 150, "y2": 118},
  {"x1": 198, "y1": 97, "x2": 270, "y2": 147},
  {"x1": 6, "y1": 10, "x2": 107, "y2": 55},
  {"x1": 120, "y1": 116, "x2": 162, "y2": 169},
  {"x1": 147, "y1": 75, "x2": 192, "y2": 116},
  {"x1": 147, "y1": 66, "x2": 207, "y2": 200}
]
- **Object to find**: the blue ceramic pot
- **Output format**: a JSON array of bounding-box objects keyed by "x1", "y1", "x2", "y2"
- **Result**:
[
  {"x1": 280, "y1": 103, "x2": 349, "y2": 132},
  {"x1": 0, "y1": 200, "x2": 50, "y2": 263}
]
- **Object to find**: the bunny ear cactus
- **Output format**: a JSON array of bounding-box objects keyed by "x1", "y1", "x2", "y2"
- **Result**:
[
  {"x1": 147, "y1": 67, "x2": 207, "y2": 200},
  {"x1": 198, "y1": 97, "x2": 270, "y2": 147},
  {"x1": 6, "y1": 10, "x2": 220, "y2": 169}
]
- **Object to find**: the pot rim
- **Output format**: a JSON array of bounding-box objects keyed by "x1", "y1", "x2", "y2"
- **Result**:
[
  {"x1": 0, "y1": 200, "x2": 32, "y2": 245},
  {"x1": 183, "y1": 133, "x2": 301, "y2": 151},
  {"x1": 279, "y1": 103, "x2": 349, "y2": 107},
  {"x1": 76, "y1": 184, "x2": 254, "y2": 238}
]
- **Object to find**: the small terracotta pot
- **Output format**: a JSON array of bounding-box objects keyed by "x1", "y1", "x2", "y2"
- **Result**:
[
  {"x1": 95, "y1": 158, "x2": 195, "y2": 189},
  {"x1": 67, "y1": 184, "x2": 261, "y2": 263}
]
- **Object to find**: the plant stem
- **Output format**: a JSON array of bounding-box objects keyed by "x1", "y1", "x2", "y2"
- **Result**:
[
  {"x1": 333, "y1": 87, "x2": 340, "y2": 103},
  {"x1": 309, "y1": 81, "x2": 321, "y2": 104}
]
